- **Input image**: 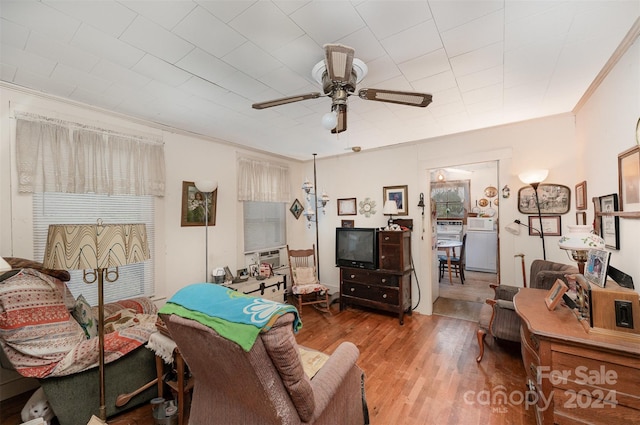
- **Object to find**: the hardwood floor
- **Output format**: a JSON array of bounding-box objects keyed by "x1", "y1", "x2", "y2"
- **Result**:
[{"x1": 1, "y1": 302, "x2": 534, "y2": 425}]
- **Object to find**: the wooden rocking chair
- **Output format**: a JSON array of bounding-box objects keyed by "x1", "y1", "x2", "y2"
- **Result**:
[{"x1": 286, "y1": 244, "x2": 331, "y2": 316}]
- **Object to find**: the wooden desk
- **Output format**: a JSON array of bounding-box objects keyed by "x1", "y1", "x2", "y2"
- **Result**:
[
  {"x1": 514, "y1": 288, "x2": 640, "y2": 425},
  {"x1": 437, "y1": 240, "x2": 462, "y2": 284}
]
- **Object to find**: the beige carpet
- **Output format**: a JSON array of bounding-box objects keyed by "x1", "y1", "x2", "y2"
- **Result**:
[{"x1": 433, "y1": 270, "x2": 497, "y2": 322}]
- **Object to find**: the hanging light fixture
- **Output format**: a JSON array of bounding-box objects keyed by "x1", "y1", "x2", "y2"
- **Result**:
[{"x1": 435, "y1": 169, "x2": 446, "y2": 182}]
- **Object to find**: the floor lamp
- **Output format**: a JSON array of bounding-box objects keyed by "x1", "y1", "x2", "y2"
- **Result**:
[
  {"x1": 195, "y1": 180, "x2": 218, "y2": 282},
  {"x1": 43, "y1": 220, "x2": 150, "y2": 423},
  {"x1": 519, "y1": 169, "x2": 549, "y2": 260}
]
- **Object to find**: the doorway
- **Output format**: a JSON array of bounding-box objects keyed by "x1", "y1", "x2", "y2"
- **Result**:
[{"x1": 432, "y1": 161, "x2": 499, "y2": 321}]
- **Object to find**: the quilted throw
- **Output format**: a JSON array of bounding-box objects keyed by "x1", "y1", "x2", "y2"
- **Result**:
[
  {"x1": 160, "y1": 283, "x2": 301, "y2": 351},
  {"x1": 0, "y1": 268, "x2": 157, "y2": 378}
]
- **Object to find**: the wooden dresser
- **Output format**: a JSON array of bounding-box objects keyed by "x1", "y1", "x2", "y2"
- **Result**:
[
  {"x1": 339, "y1": 230, "x2": 412, "y2": 324},
  {"x1": 514, "y1": 288, "x2": 640, "y2": 425}
]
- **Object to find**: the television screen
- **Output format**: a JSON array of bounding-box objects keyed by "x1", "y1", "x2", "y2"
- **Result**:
[{"x1": 335, "y1": 227, "x2": 378, "y2": 269}]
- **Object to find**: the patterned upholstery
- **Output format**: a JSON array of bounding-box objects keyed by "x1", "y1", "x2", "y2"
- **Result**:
[
  {"x1": 287, "y1": 245, "x2": 330, "y2": 315},
  {"x1": 475, "y1": 259, "x2": 578, "y2": 362}
]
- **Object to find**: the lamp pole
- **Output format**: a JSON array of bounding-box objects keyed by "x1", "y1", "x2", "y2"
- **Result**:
[
  {"x1": 531, "y1": 182, "x2": 546, "y2": 260},
  {"x1": 313, "y1": 153, "x2": 320, "y2": 280}
]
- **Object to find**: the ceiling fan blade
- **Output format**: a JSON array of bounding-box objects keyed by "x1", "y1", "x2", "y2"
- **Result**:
[
  {"x1": 331, "y1": 105, "x2": 347, "y2": 134},
  {"x1": 358, "y1": 88, "x2": 432, "y2": 107},
  {"x1": 324, "y1": 44, "x2": 354, "y2": 84},
  {"x1": 252, "y1": 92, "x2": 321, "y2": 109}
]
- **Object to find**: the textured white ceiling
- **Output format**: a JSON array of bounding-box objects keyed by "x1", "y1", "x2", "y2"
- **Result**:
[{"x1": 1, "y1": 1, "x2": 638, "y2": 160}]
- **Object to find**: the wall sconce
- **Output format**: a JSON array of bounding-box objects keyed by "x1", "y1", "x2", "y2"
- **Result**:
[
  {"x1": 383, "y1": 201, "x2": 399, "y2": 227},
  {"x1": 519, "y1": 169, "x2": 548, "y2": 260}
]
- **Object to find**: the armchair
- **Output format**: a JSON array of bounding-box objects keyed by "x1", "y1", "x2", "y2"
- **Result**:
[
  {"x1": 475, "y1": 259, "x2": 578, "y2": 362},
  {"x1": 159, "y1": 283, "x2": 367, "y2": 425}
]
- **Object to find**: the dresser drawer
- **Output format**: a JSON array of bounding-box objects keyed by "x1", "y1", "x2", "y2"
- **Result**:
[
  {"x1": 342, "y1": 269, "x2": 399, "y2": 287},
  {"x1": 379, "y1": 232, "x2": 403, "y2": 245},
  {"x1": 342, "y1": 282, "x2": 399, "y2": 306}
]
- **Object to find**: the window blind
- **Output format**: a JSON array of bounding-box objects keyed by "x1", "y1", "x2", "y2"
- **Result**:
[
  {"x1": 243, "y1": 201, "x2": 286, "y2": 253},
  {"x1": 33, "y1": 192, "x2": 155, "y2": 305}
]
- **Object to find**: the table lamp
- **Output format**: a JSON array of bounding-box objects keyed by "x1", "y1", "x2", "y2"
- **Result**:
[
  {"x1": 558, "y1": 225, "x2": 605, "y2": 274},
  {"x1": 383, "y1": 201, "x2": 399, "y2": 227}
]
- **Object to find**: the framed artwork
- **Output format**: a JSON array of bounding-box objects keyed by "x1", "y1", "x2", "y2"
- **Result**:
[
  {"x1": 383, "y1": 185, "x2": 409, "y2": 216},
  {"x1": 341, "y1": 220, "x2": 355, "y2": 228},
  {"x1": 290, "y1": 198, "x2": 304, "y2": 219},
  {"x1": 575, "y1": 181, "x2": 587, "y2": 210},
  {"x1": 576, "y1": 211, "x2": 587, "y2": 225},
  {"x1": 528, "y1": 215, "x2": 561, "y2": 236},
  {"x1": 599, "y1": 194, "x2": 620, "y2": 250},
  {"x1": 337, "y1": 198, "x2": 357, "y2": 216},
  {"x1": 545, "y1": 279, "x2": 568, "y2": 311},
  {"x1": 618, "y1": 146, "x2": 640, "y2": 212},
  {"x1": 517, "y1": 184, "x2": 571, "y2": 214},
  {"x1": 584, "y1": 249, "x2": 611, "y2": 288},
  {"x1": 181, "y1": 181, "x2": 217, "y2": 227}
]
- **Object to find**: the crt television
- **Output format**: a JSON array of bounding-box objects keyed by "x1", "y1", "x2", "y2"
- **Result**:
[{"x1": 335, "y1": 227, "x2": 378, "y2": 270}]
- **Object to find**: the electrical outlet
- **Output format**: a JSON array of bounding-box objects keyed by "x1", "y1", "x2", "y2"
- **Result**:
[{"x1": 615, "y1": 300, "x2": 634, "y2": 329}]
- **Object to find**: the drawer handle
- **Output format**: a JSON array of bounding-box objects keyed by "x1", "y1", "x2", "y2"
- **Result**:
[
  {"x1": 350, "y1": 287, "x2": 355, "y2": 292},
  {"x1": 384, "y1": 236, "x2": 390, "y2": 241},
  {"x1": 381, "y1": 255, "x2": 385, "y2": 259},
  {"x1": 381, "y1": 278, "x2": 387, "y2": 283},
  {"x1": 530, "y1": 334, "x2": 539, "y2": 351},
  {"x1": 382, "y1": 294, "x2": 387, "y2": 299},
  {"x1": 350, "y1": 274, "x2": 355, "y2": 279}
]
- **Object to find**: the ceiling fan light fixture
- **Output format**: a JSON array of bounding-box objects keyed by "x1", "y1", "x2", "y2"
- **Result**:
[{"x1": 321, "y1": 111, "x2": 338, "y2": 130}]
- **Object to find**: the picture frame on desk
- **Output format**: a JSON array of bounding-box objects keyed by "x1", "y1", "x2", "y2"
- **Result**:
[
  {"x1": 545, "y1": 279, "x2": 568, "y2": 311},
  {"x1": 584, "y1": 249, "x2": 611, "y2": 288}
]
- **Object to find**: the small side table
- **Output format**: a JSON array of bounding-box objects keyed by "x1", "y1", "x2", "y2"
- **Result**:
[{"x1": 149, "y1": 331, "x2": 194, "y2": 425}]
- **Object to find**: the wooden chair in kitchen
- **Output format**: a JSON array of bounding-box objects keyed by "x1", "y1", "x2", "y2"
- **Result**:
[
  {"x1": 438, "y1": 233, "x2": 467, "y2": 284},
  {"x1": 286, "y1": 244, "x2": 330, "y2": 316}
]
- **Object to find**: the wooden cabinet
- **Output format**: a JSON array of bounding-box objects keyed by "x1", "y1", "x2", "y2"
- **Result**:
[
  {"x1": 514, "y1": 288, "x2": 640, "y2": 425},
  {"x1": 340, "y1": 231, "x2": 412, "y2": 324}
]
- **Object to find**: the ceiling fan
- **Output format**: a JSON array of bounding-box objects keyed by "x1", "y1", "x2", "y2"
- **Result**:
[{"x1": 252, "y1": 44, "x2": 433, "y2": 134}]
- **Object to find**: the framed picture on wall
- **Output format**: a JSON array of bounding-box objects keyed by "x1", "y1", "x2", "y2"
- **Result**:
[
  {"x1": 599, "y1": 193, "x2": 620, "y2": 250},
  {"x1": 528, "y1": 215, "x2": 561, "y2": 236},
  {"x1": 341, "y1": 220, "x2": 355, "y2": 228},
  {"x1": 575, "y1": 181, "x2": 587, "y2": 210},
  {"x1": 576, "y1": 211, "x2": 587, "y2": 225},
  {"x1": 383, "y1": 185, "x2": 409, "y2": 216},
  {"x1": 337, "y1": 198, "x2": 357, "y2": 216},
  {"x1": 518, "y1": 184, "x2": 571, "y2": 214},
  {"x1": 181, "y1": 181, "x2": 217, "y2": 227},
  {"x1": 618, "y1": 146, "x2": 640, "y2": 212}
]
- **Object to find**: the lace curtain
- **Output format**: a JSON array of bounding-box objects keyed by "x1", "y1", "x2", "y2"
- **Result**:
[
  {"x1": 15, "y1": 112, "x2": 165, "y2": 196},
  {"x1": 237, "y1": 157, "x2": 290, "y2": 202}
]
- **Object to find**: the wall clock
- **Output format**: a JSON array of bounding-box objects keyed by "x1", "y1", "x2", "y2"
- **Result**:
[{"x1": 359, "y1": 198, "x2": 376, "y2": 217}]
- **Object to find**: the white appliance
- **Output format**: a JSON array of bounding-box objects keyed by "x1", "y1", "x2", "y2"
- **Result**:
[
  {"x1": 436, "y1": 219, "x2": 463, "y2": 241},
  {"x1": 466, "y1": 218, "x2": 497, "y2": 273}
]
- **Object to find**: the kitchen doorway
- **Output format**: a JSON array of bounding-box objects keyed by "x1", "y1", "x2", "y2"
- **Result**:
[{"x1": 432, "y1": 161, "x2": 499, "y2": 321}]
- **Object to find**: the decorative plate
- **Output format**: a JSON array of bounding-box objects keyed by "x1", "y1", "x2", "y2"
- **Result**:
[
  {"x1": 484, "y1": 186, "x2": 498, "y2": 198},
  {"x1": 492, "y1": 198, "x2": 499, "y2": 206},
  {"x1": 478, "y1": 198, "x2": 489, "y2": 207},
  {"x1": 359, "y1": 198, "x2": 376, "y2": 217},
  {"x1": 484, "y1": 207, "x2": 496, "y2": 217}
]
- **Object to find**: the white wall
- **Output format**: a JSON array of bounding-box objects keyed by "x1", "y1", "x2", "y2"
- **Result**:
[{"x1": 576, "y1": 34, "x2": 640, "y2": 291}]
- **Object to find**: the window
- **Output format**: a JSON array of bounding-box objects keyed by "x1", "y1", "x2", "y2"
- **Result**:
[
  {"x1": 431, "y1": 180, "x2": 470, "y2": 219},
  {"x1": 33, "y1": 192, "x2": 155, "y2": 305},
  {"x1": 243, "y1": 201, "x2": 286, "y2": 253}
]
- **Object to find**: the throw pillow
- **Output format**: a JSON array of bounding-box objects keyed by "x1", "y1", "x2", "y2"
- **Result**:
[
  {"x1": 72, "y1": 295, "x2": 98, "y2": 339},
  {"x1": 294, "y1": 267, "x2": 317, "y2": 285}
]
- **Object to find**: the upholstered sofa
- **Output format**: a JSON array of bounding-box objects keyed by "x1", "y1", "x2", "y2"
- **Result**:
[
  {"x1": 0, "y1": 258, "x2": 158, "y2": 425},
  {"x1": 476, "y1": 259, "x2": 579, "y2": 362}
]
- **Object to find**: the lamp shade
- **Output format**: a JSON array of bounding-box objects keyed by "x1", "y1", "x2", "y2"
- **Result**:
[
  {"x1": 558, "y1": 225, "x2": 605, "y2": 251},
  {"x1": 383, "y1": 201, "x2": 399, "y2": 215},
  {"x1": 0, "y1": 257, "x2": 11, "y2": 273},
  {"x1": 195, "y1": 180, "x2": 218, "y2": 193},
  {"x1": 518, "y1": 169, "x2": 549, "y2": 185},
  {"x1": 43, "y1": 222, "x2": 150, "y2": 270}
]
